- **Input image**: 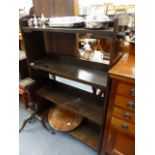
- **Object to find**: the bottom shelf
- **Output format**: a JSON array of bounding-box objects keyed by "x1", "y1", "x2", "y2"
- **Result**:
[{"x1": 68, "y1": 121, "x2": 100, "y2": 150}]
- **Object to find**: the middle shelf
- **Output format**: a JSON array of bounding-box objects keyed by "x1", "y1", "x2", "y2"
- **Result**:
[
  {"x1": 36, "y1": 81, "x2": 104, "y2": 125},
  {"x1": 31, "y1": 57, "x2": 108, "y2": 89}
]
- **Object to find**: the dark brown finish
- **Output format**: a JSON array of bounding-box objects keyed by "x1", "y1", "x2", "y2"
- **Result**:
[
  {"x1": 36, "y1": 81, "x2": 104, "y2": 125},
  {"x1": 19, "y1": 59, "x2": 29, "y2": 79},
  {"x1": 100, "y1": 39, "x2": 112, "y2": 53},
  {"x1": 19, "y1": 0, "x2": 82, "y2": 138},
  {"x1": 32, "y1": 0, "x2": 77, "y2": 63},
  {"x1": 129, "y1": 42, "x2": 135, "y2": 55},
  {"x1": 53, "y1": 0, "x2": 74, "y2": 16},
  {"x1": 109, "y1": 19, "x2": 119, "y2": 65},
  {"x1": 45, "y1": 53, "x2": 110, "y2": 71},
  {"x1": 31, "y1": 57, "x2": 108, "y2": 89},
  {"x1": 33, "y1": 0, "x2": 74, "y2": 17},
  {"x1": 33, "y1": 0, "x2": 54, "y2": 17},
  {"x1": 22, "y1": 31, "x2": 46, "y2": 63},
  {"x1": 44, "y1": 32, "x2": 77, "y2": 57},
  {"x1": 23, "y1": 26, "x2": 114, "y2": 39},
  {"x1": 22, "y1": 18, "x2": 122, "y2": 68},
  {"x1": 19, "y1": 33, "x2": 29, "y2": 79},
  {"x1": 19, "y1": 110, "x2": 55, "y2": 134},
  {"x1": 20, "y1": 5, "x2": 123, "y2": 153},
  {"x1": 69, "y1": 121, "x2": 100, "y2": 150},
  {"x1": 19, "y1": 88, "x2": 29, "y2": 109}
]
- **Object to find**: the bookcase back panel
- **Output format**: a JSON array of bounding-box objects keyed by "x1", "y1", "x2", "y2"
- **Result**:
[
  {"x1": 23, "y1": 31, "x2": 46, "y2": 63},
  {"x1": 44, "y1": 32, "x2": 77, "y2": 57}
]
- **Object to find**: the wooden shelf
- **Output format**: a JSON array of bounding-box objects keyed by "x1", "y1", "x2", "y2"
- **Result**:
[
  {"x1": 31, "y1": 57, "x2": 108, "y2": 89},
  {"x1": 23, "y1": 26, "x2": 114, "y2": 39},
  {"x1": 36, "y1": 82, "x2": 104, "y2": 125},
  {"x1": 68, "y1": 122, "x2": 100, "y2": 150},
  {"x1": 20, "y1": 16, "x2": 121, "y2": 153}
]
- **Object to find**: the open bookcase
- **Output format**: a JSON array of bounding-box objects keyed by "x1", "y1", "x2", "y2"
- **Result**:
[{"x1": 20, "y1": 16, "x2": 123, "y2": 154}]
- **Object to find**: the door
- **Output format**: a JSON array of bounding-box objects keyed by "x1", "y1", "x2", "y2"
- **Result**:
[{"x1": 106, "y1": 127, "x2": 135, "y2": 155}]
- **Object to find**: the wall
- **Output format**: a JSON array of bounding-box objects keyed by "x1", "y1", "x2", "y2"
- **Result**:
[{"x1": 19, "y1": 0, "x2": 33, "y2": 15}]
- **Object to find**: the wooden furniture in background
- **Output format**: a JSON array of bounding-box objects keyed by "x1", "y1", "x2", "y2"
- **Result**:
[
  {"x1": 104, "y1": 3, "x2": 135, "y2": 16},
  {"x1": 19, "y1": 87, "x2": 29, "y2": 109},
  {"x1": 19, "y1": 32, "x2": 25, "y2": 51},
  {"x1": 33, "y1": 0, "x2": 75, "y2": 17},
  {"x1": 101, "y1": 52, "x2": 135, "y2": 155},
  {"x1": 19, "y1": 77, "x2": 55, "y2": 134},
  {"x1": 129, "y1": 41, "x2": 135, "y2": 55},
  {"x1": 19, "y1": 58, "x2": 29, "y2": 80},
  {"x1": 19, "y1": 77, "x2": 35, "y2": 109}
]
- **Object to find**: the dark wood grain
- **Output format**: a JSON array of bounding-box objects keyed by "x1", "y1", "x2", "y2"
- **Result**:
[
  {"x1": 33, "y1": 0, "x2": 53, "y2": 17},
  {"x1": 23, "y1": 26, "x2": 114, "y2": 39},
  {"x1": 129, "y1": 42, "x2": 135, "y2": 55},
  {"x1": 44, "y1": 32, "x2": 77, "y2": 57},
  {"x1": 33, "y1": 0, "x2": 74, "y2": 17},
  {"x1": 19, "y1": 59, "x2": 29, "y2": 79},
  {"x1": 22, "y1": 31, "x2": 46, "y2": 63},
  {"x1": 20, "y1": 12, "x2": 122, "y2": 154},
  {"x1": 31, "y1": 57, "x2": 108, "y2": 89},
  {"x1": 53, "y1": 0, "x2": 74, "y2": 16},
  {"x1": 68, "y1": 121, "x2": 100, "y2": 150},
  {"x1": 109, "y1": 19, "x2": 119, "y2": 65},
  {"x1": 44, "y1": 54, "x2": 109, "y2": 71},
  {"x1": 36, "y1": 81, "x2": 104, "y2": 125}
]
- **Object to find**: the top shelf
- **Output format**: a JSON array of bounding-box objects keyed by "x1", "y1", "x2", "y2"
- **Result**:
[{"x1": 23, "y1": 26, "x2": 114, "y2": 38}]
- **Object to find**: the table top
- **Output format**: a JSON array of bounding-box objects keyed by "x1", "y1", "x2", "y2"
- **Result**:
[{"x1": 109, "y1": 53, "x2": 135, "y2": 83}]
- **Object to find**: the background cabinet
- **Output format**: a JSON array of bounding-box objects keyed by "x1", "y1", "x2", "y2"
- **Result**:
[
  {"x1": 33, "y1": 0, "x2": 75, "y2": 17},
  {"x1": 107, "y1": 127, "x2": 135, "y2": 155},
  {"x1": 101, "y1": 52, "x2": 135, "y2": 155}
]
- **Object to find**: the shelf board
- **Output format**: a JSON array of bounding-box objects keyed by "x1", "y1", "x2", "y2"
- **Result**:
[
  {"x1": 23, "y1": 26, "x2": 114, "y2": 38},
  {"x1": 68, "y1": 122, "x2": 100, "y2": 150},
  {"x1": 31, "y1": 58, "x2": 108, "y2": 89},
  {"x1": 36, "y1": 82, "x2": 104, "y2": 125}
]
